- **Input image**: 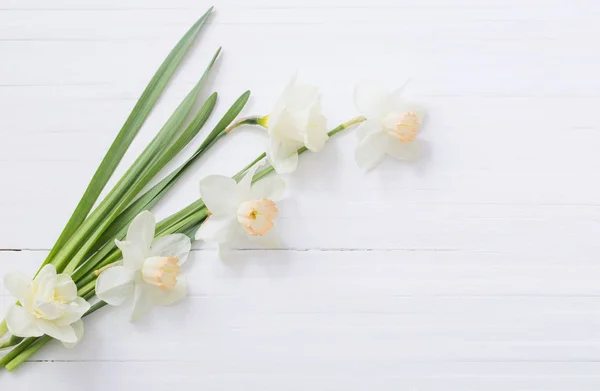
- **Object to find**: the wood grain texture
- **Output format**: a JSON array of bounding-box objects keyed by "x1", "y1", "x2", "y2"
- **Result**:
[{"x1": 1, "y1": 0, "x2": 600, "y2": 389}]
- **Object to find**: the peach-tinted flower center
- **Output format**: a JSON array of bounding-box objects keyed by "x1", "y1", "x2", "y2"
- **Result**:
[
  {"x1": 236, "y1": 197, "x2": 279, "y2": 236},
  {"x1": 389, "y1": 111, "x2": 420, "y2": 143},
  {"x1": 141, "y1": 256, "x2": 181, "y2": 290}
]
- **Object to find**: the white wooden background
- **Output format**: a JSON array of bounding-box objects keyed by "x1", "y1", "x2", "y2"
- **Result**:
[{"x1": 1, "y1": 0, "x2": 600, "y2": 389}]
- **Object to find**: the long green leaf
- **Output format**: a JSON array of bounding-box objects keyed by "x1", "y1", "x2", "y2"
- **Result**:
[{"x1": 46, "y1": 8, "x2": 214, "y2": 271}]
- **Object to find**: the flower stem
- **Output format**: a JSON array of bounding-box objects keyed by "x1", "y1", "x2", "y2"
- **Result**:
[
  {"x1": 224, "y1": 115, "x2": 266, "y2": 134},
  {"x1": 4, "y1": 336, "x2": 51, "y2": 372},
  {"x1": 0, "y1": 337, "x2": 36, "y2": 369},
  {"x1": 0, "y1": 320, "x2": 7, "y2": 338}
]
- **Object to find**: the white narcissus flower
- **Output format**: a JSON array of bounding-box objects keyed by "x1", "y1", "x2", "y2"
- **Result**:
[
  {"x1": 95, "y1": 211, "x2": 191, "y2": 321},
  {"x1": 266, "y1": 76, "x2": 328, "y2": 174},
  {"x1": 354, "y1": 80, "x2": 426, "y2": 170},
  {"x1": 195, "y1": 163, "x2": 285, "y2": 254},
  {"x1": 4, "y1": 264, "x2": 90, "y2": 347}
]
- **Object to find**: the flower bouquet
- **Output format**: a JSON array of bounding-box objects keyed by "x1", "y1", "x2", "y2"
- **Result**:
[{"x1": 0, "y1": 6, "x2": 425, "y2": 372}]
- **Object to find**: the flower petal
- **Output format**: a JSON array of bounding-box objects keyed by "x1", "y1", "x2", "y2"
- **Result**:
[
  {"x1": 3, "y1": 272, "x2": 30, "y2": 302},
  {"x1": 195, "y1": 215, "x2": 236, "y2": 243},
  {"x1": 356, "y1": 119, "x2": 383, "y2": 141},
  {"x1": 54, "y1": 297, "x2": 91, "y2": 327},
  {"x1": 386, "y1": 138, "x2": 422, "y2": 161},
  {"x1": 95, "y1": 266, "x2": 135, "y2": 306},
  {"x1": 62, "y1": 319, "x2": 84, "y2": 349},
  {"x1": 6, "y1": 305, "x2": 43, "y2": 338},
  {"x1": 237, "y1": 162, "x2": 262, "y2": 197},
  {"x1": 34, "y1": 264, "x2": 57, "y2": 298},
  {"x1": 303, "y1": 110, "x2": 328, "y2": 152},
  {"x1": 150, "y1": 234, "x2": 192, "y2": 265},
  {"x1": 251, "y1": 176, "x2": 286, "y2": 202},
  {"x1": 37, "y1": 320, "x2": 77, "y2": 343},
  {"x1": 34, "y1": 264, "x2": 57, "y2": 283},
  {"x1": 354, "y1": 80, "x2": 388, "y2": 119},
  {"x1": 126, "y1": 211, "x2": 155, "y2": 255},
  {"x1": 199, "y1": 175, "x2": 240, "y2": 217},
  {"x1": 285, "y1": 81, "x2": 319, "y2": 111},
  {"x1": 33, "y1": 300, "x2": 62, "y2": 320},
  {"x1": 115, "y1": 239, "x2": 147, "y2": 270},
  {"x1": 153, "y1": 277, "x2": 188, "y2": 307},
  {"x1": 267, "y1": 139, "x2": 299, "y2": 174},
  {"x1": 130, "y1": 284, "x2": 155, "y2": 322},
  {"x1": 54, "y1": 274, "x2": 77, "y2": 303},
  {"x1": 355, "y1": 131, "x2": 388, "y2": 170}
]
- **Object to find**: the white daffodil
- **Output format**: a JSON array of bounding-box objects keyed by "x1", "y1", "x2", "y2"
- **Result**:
[
  {"x1": 265, "y1": 76, "x2": 328, "y2": 173},
  {"x1": 95, "y1": 211, "x2": 191, "y2": 321},
  {"x1": 4, "y1": 264, "x2": 90, "y2": 347},
  {"x1": 354, "y1": 80, "x2": 426, "y2": 170},
  {"x1": 195, "y1": 163, "x2": 285, "y2": 254}
]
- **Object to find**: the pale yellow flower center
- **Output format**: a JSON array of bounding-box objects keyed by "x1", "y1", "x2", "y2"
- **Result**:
[
  {"x1": 141, "y1": 256, "x2": 181, "y2": 290},
  {"x1": 388, "y1": 111, "x2": 420, "y2": 143},
  {"x1": 236, "y1": 197, "x2": 279, "y2": 236}
]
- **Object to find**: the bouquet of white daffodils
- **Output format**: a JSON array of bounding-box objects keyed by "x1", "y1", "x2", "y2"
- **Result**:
[{"x1": 0, "y1": 6, "x2": 426, "y2": 372}]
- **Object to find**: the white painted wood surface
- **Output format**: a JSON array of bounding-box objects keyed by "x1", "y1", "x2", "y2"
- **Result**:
[{"x1": 1, "y1": 0, "x2": 600, "y2": 389}]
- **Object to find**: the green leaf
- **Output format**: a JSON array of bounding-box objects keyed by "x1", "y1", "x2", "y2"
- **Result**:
[{"x1": 47, "y1": 9, "x2": 214, "y2": 272}]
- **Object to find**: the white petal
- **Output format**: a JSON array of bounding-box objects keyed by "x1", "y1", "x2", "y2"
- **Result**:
[
  {"x1": 303, "y1": 110, "x2": 328, "y2": 152},
  {"x1": 62, "y1": 319, "x2": 84, "y2": 349},
  {"x1": 237, "y1": 161, "x2": 262, "y2": 197},
  {"x1": 153, "y1": 277, "x2": 188, "y2": 306},
  {"x1": 6, "y1": 305, "x2": 43, "y2": 338},
  {"x1": 285, "y1": 82, "x2": 319, "y2": 111},
  {"x1": 54, "y1": 274, "x2": 77, "y2": 302},
  {"x1": 356, "y1": 119, "x2": 383, "y2": 141},
  {"x1": 354, "y1": 80, "x2": 389, "y2": 119},
  {"x1": 95, "y1": 266, "x2": 135, "y2": 306},
  {"x1": 267, "y1": 139, "x2": 299, "y2": 174},
  {"x1": 3, "y1": 272, "x2": 30, "y2": 301},
  {"x1": 37, "y1": 320, "x2": 77, "y2": 343},
  {"x1": 195, "y1": 216, "x2": 236, "y2": 243},
  {"x1": 386, "y1": 138, "x2": 422, "y2": 161},
  {"x1": 35, "y1": 264, "x2": 57, "y2": 281},
  {"x1": 36, "y1": 273, "x2": 57, "y2": 299},
  {"x1": 199, "y1": 175, "x2": 240, "y2": 217},
  {"x1": 355, "y1": 131, "x2": 388, "y2": 170},
  {"x1": 115, "y1": 239, "x2": 147, "y2": 270},
  {"x1": 34, "y1": 264, "x2": 57, "y2": 295},
  {"x1": 33, "y1": 300, "x2": 62, "y2": 320},
  {"x1": 54, "y1": 297, "x2": 91, "y2": 327},
  {"x1": 251, "y1": 176, "x2": 286, "y2": 202},
  {"x1": 126, "y1": 211, "x2": 155, "y2": 254},
  {"x1": 130, "y1": 284, "x2": 155, "y2": 322},
  {"x1": 150, "y1": 234, "x2": 192, "y2": 265}
]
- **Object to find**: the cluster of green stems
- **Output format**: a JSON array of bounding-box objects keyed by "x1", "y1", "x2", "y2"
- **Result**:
[{"x1": 0, "y1": 115, "x2": 365, "y2": 372}]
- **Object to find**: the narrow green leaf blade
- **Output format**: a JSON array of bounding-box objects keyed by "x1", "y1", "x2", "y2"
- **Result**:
[{"x1": 46, "y1": 8, "x2": 213, "y2": 269}]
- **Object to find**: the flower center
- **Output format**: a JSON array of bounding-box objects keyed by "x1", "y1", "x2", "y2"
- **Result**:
[
  {"x1": 236, "y1": 197, "x2": 279, "y2": 236},
  {"x1": 388, "y1": 111, "x2": 420, "y2": 143},
  {"x1": 141, "y1": 256, "x2": 181, "y2": 290}
]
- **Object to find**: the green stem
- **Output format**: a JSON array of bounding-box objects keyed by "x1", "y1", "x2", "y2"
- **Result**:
[
  {"x1": 0, "y1": 337, "x2": 36, "y2": 369},
  {"x1": 0, "y1": 320, "x2": 7, "y2": 339},
  {"x1": 5, "y1": 336, "x2": 52, "y2": 372}
]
